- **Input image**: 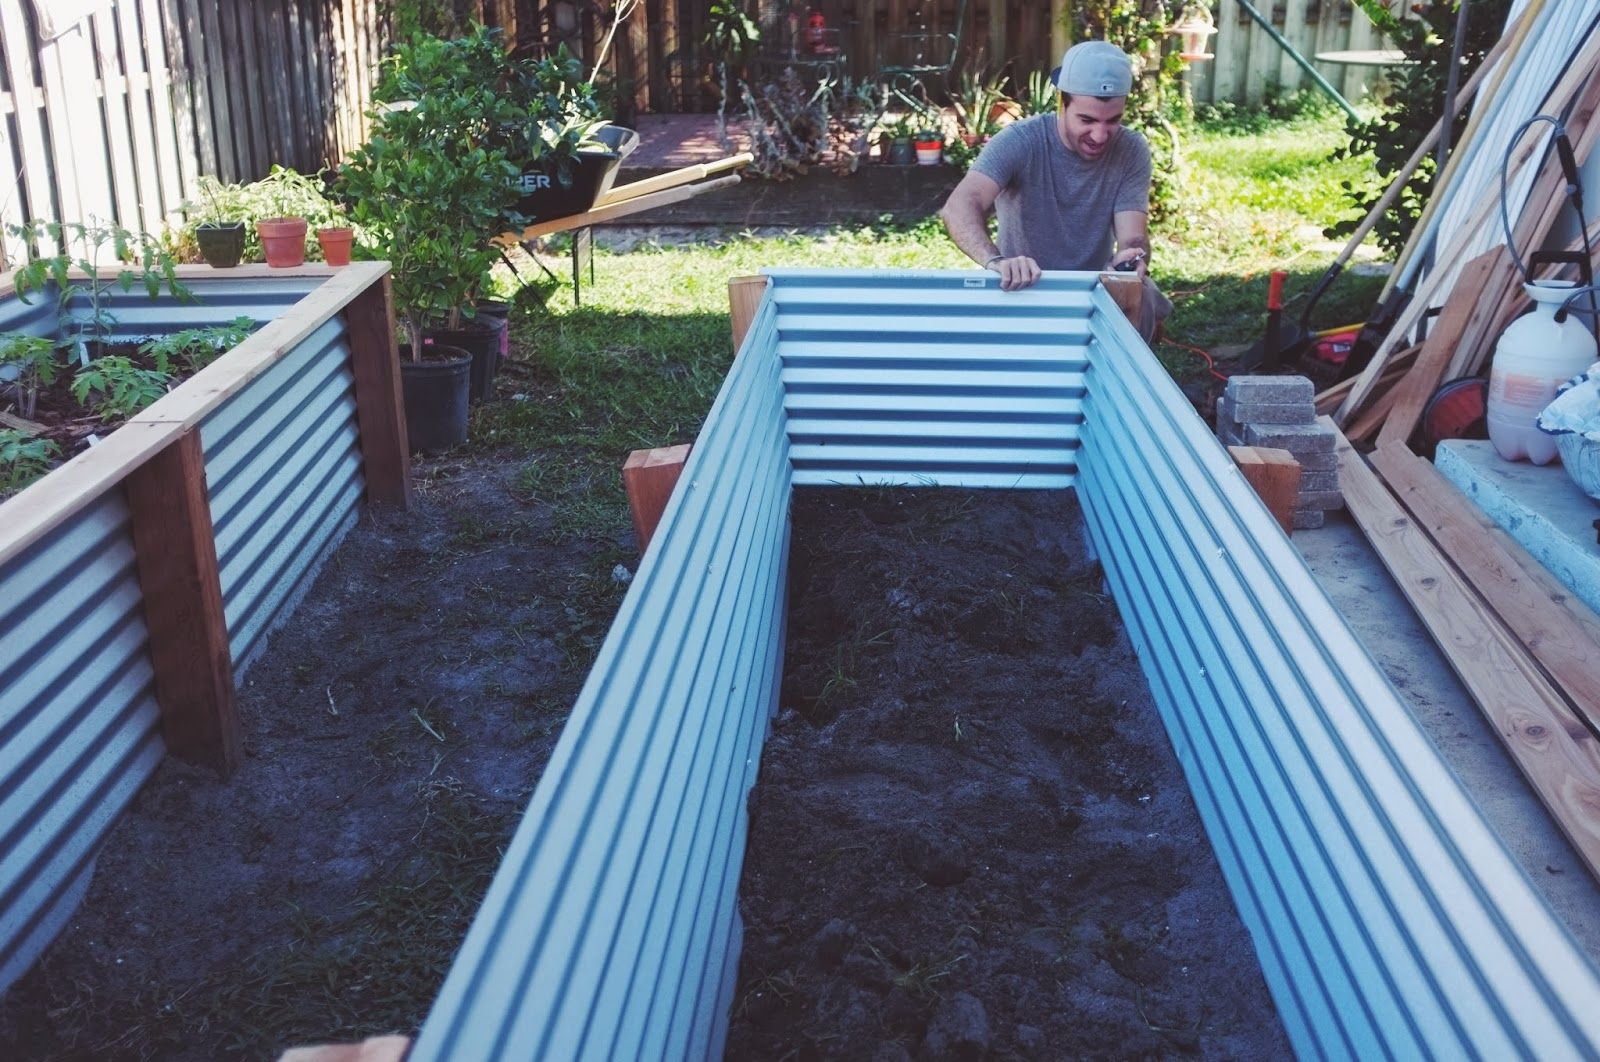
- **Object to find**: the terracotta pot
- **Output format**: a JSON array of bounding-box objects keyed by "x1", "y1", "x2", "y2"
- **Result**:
[
  {"x1": 317, "y1": 226, "x2": 354, "y2": 267},
  {"x1": 257, "y1": 216, "x2": 308, "y2": 268}
]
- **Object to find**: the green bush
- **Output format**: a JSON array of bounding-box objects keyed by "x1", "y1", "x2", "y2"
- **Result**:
[{"x1": 1327, "y1": 0, "x2": 1511, "y2": 255}]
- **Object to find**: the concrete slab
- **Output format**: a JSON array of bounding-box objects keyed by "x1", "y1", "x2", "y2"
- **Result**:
[
  {"x1": 1435, "y1": 439, "x2": 1600, "y2": 617},
  {"x1": 1297, "y1": 510, "x2": 1600, "y2": 966}
]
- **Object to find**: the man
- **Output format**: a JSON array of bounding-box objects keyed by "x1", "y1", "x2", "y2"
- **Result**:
[{"x1": 939, "y1": 40, "x2": 1173, "y2": 341}]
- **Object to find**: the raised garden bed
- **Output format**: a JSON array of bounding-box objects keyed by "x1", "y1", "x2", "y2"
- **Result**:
[
  {"x1": 400, "y1": 270, "x2": 1600, "y2": 1060},
  {"x1": 0, "y1": 263, "x2": 408, "y2": 996}
]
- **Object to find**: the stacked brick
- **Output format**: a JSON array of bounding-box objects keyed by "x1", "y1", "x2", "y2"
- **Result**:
[{"x1": 1215, "y1": 376, "x2": 1343, "y2": 529}]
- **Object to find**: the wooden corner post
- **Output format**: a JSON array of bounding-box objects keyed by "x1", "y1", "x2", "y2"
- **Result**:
[
  {"x1": 125, "y1": 430, "x2": 241, "y2": 775},
  {"x1": 344, "y1": 272, "x2": 413, "y2": 508},
  {"x1": 729, "y1": 275, "x2": 767, "y2": 354},
  {"x1": 623, "y1": 444, "x2": 692, "y2": 555}
]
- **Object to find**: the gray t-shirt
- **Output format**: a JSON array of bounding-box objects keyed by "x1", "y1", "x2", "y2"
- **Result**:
[{"x1": 971, "y1": 114, "x2": 1151, "y2": 271}]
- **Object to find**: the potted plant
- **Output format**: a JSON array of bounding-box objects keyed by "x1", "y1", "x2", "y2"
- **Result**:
[
  {"x1": 951, "y1": 66, "x2": 1014, "y2": 147},
  {"x1": 316, "y1": 202, "x2": 355, "y2": 267},
  {"x1": 192, "y1": 181, "x2": 247, "y2": 269},
  {"x1": 881, "y1": 114, "x2": 916, "y2": 165},
  {"x1": 339, "y1": 32, "x2": 524, "y2": 446},
  {"x1": 913, "y1": 128, "x2": 944, "y2": 165}
]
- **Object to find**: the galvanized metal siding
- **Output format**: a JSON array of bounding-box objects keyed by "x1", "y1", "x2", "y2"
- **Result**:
[
  {"x1": 72, "y1": 276, "x2": 323, "y2": 339},
  {"x1": 0, "y1": 489, "x2": 164, "y2": 995},
  {"x1": 0, "y1": 288, "x2": 56, "y2": 337},
  {"x1": 1077, "y1": 286, "x2": 1600, "y2": 1059},
  {"x1": 411, "y1": 294, "x2": 792, "y2": 1062},
  {"x1": 200, "y1": 316, "x2": 362, "y2": 676},
  {"x1": 767, "y1": 269, "x2": 1088, "y2": 489}
]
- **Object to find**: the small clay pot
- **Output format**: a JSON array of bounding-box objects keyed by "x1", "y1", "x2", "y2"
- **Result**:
[
  {"x1": 257, "y1": 216, "x2": 309, "y2": 268},
  {"x1": 195, "y1": 221, "x2": 246, "y2": 268},
  {"x1": 317, "y1": 226, "x2": 355, "y2": 267},
  {"x1": 914, "y1": 138, "x2": 943, "y2": 166}
]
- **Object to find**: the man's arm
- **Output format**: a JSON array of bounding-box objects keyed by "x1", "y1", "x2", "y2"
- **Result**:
[
  {"x1": 940, "y1": 170, "x2": 1042, "y2": 291},
  {"x1": 1109, "y1": 210, "x2": 1150, "y2": 277}
]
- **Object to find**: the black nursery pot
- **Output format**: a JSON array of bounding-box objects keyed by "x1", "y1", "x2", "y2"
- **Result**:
[
  {"x1": 399, "y1": 344, "x2": 472, "y2": 454},
  {"x1": 429, "y1": 318, "x2": 504, "y2": 404},
  {"x1": 195, "y1": 222, "x2": 246, "y2": 268}
]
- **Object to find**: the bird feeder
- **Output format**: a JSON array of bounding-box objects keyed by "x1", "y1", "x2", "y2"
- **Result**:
[{"x1": 1169, "y1": 4, "x2": 1218, "y2": 62}]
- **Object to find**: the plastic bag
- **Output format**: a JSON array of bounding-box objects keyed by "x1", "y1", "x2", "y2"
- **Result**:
[{"x1": 1537, "y1": 362, "x2": 1600, "y2": 500}]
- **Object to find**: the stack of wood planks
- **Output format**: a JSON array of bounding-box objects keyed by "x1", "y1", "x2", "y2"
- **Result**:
[
  {"x1": 1327, "y1": 1, "x2": 1600, "y2": 447},
  {"x1": 1316, "y1": 4, "x2": 1600, "y2": 883}
]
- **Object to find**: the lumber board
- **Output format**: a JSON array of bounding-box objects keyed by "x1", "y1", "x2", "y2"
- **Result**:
[
  {"x1": 1314, "y1": 345, "x2": 1419, "y2": 416},
  {"x1": 623, "y1": 444, "x2": 691, "y2": 554},
  {"x1": 728, "y1": 274, "x2": 766, "y2": 354},
  {"x1": 124, "y1": 429, "x2": 240, "y2": 775},
  {"x1": 1369, "y1": 443, "x2": 1600, "y2": 717},
  {"x1": 500, "y1": 174, "x2": 743, "y2": 243},
  {"x1": 1345, "y1": 384, "x2": 1404, "y2": 446},
  {"x1": 1380, "y1": 0, "x2": 1543, "y2": 302},
  {"x1": 1375, "y1": 248, "x2": 1506, "y2": 448},
  {"x1": 343, "y1": 273, "x2": 412, "y2": 509},
  {"x1": 1098, "y1": 273, "x2": 1142, "y2": 328},
  {"x1": 1228, "y1": 445, "x2": 1299, "y2": 535},
  {"x1": 1330, "y1": 418, "x2": 1600, "y2": 881}
]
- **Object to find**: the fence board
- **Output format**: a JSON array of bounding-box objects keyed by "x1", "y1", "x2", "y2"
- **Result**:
[
  {"x1": 111, "y1": 2, "x2": 170, "y2": 232},
  {"x1": 89, "y1": 7, "x2": 144, "y2": 230}
]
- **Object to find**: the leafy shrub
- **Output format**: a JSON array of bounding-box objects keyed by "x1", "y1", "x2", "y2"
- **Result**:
[{"x1": 1326, "y1": 0, "x2": 1511, "y2": 255}]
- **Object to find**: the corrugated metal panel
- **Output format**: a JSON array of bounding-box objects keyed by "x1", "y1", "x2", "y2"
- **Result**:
[
  {"x1": 410, "y1": 293, "x2": 792, "y2": 1062},
  {"x1": 1078, "y1": 284, "x2": 1600, "y2": 1058},
  {"x1": 200, "y1": 316, "x2": 362, "y2": 676},
  {"x1": 0, "y1": 287, "x2": 56, "y2": 337},
  {"x1": 0, "y1": 489, "x2": 164, "y2": 996},
  {"x1": 766, "y1": 269, "x2": 1089, "y2": 489},
  {"x1": 71, "y1": 276, "x2": 323, "y2": 339}
]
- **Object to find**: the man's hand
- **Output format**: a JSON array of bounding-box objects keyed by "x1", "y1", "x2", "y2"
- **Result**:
[
  {"x1": 988, "y1": 255, "x2": 1042, "y2": 291},
  {"x1": 1107, "y1": 248, "x2": 1147, "y2": 278}
]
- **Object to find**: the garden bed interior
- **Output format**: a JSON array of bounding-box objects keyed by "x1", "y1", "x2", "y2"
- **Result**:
[
  {"x1": 403, "y1": 271, "x2": 1600, "y2": 1059},
  {"x1": 8, "y1": 268, "x2": 1600, "y2": 1059},
  {"x1": 0, "y1": 263, "x2": 405, "y2": 996}
]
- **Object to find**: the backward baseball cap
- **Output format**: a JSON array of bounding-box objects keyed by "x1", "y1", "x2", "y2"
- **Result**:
[{"x1": 1052, "y1": 40, "x2": 1133, "y2": 97}]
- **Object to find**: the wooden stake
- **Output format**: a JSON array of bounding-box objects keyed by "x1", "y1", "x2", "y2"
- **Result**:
[
  {"x1": 125, "y1": 430, "x2": 241, "y2": 775},
  {"x1": 1099, "y1": 273, "x2": 1143, "y2": 329},
  {"x1": 623, "y1": 444, "x2": 692, "y2": 554},
  {"x1": 1229, "y1": 445, "x2": 1301, "y2": 535},
  {"x1": 728, "y1": 274, "x2": 766, "y2": 353},
  {"x1": 343, "y1": 273, "x2": 412, "y2": 509}
]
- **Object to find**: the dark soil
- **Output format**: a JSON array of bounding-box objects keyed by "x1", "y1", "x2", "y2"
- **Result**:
[
  {"x1": 726, "y1": 488, "x2": 1291, "y2": 1061},
  {"x1": 0, "y1": 455, "x2": 634, "y2": 1060}
]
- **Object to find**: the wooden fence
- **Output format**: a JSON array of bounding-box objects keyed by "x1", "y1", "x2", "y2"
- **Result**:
[
  {"x1": 0, "y1": 0, "x2": 1399, "y2": 264},
  {"x1": 0, "y1": 0, "x2": 386, "y2": 265}
]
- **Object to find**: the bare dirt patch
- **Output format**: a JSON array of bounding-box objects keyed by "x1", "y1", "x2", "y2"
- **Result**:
[
  {"x1": 0, "y1": 455, "x2": 631, "y2": 1060},
  {"x1": 726, "y1": 488, "x2": 1291, "y2": 1061}
]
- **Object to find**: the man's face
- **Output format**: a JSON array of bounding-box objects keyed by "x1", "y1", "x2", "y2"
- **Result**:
[{"x1": 1057, "y1": 95, "x2": 1126, "y2": 159}]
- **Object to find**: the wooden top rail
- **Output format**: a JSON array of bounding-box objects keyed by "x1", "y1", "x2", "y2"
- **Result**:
[
  {"x1": 0, "y1": 261, "x2": 391, "y2": 570},
  {"x1": 0, "y1": 261, "x2": 375, "y2": 302}
]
